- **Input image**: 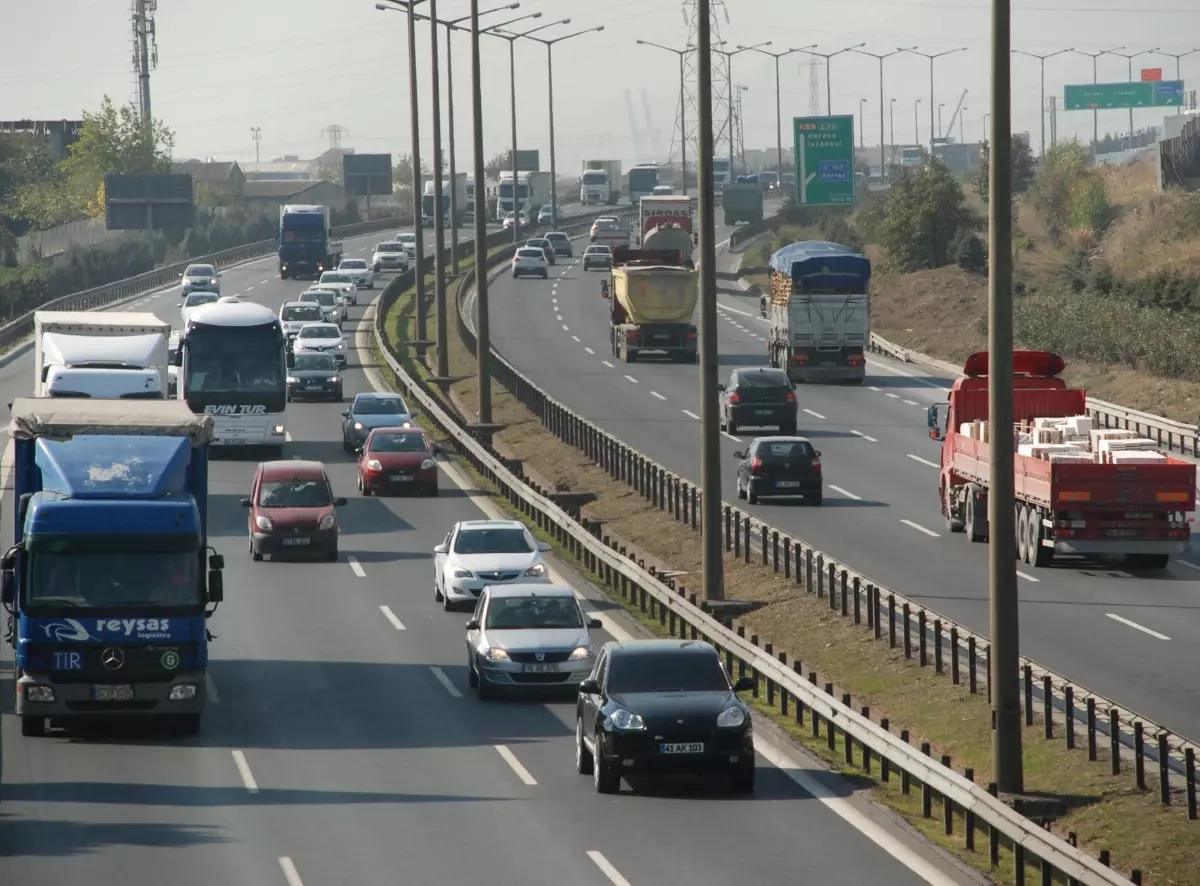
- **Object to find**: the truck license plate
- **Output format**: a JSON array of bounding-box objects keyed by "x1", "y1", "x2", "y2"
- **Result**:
[
  {"x1": 92, "y1": 685, "x2": 134, "y2": 701},
  {"x1": 282, "y1": 537, "x2": 311, "y2": 546},
  {"x1": 523, "y1": 663, "x2": 559, "y2": 673},
  {"x1": 660, "y1": 742, "x2": 704, "y2": 754}
]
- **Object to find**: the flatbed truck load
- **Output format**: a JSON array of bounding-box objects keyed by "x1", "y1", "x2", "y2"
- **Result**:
[
  {"x1": 608, "y1": 247, "x2": 698, "y2": 364},
  {"x1": 766, "y1": 241, "x2": 869, "y2": 383},
  {"x1": 2, "y1": 398, "x2": 225, "y2": 736},
  {"x1": 721, "y1": 181, "x2": 764, "y2": 225},
  {"x1": 928, "y1": 351, "x2": 1195, "y2": 570}
]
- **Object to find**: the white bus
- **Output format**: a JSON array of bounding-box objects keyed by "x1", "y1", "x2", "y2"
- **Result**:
[{"x1": 176, "y1": 299, "x2": 288, "y2": 454}]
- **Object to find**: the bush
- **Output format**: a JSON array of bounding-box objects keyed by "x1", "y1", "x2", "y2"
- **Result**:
[
  {"x1": 954, "y1": 231, "x2": 987, "y2": 273},
  {"x1": 878, "y1": 159, "x2": 977, "y2": 271}
]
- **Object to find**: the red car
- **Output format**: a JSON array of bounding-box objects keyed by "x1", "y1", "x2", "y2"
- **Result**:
[
  {"x1": 243, "y1": 460, "x2": 345, "y2": 561},
  {"x1": 356, "y1": 426, "x2": 440, "y2": 496}
]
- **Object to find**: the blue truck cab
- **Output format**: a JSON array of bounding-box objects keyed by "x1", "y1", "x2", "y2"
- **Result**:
[
  {"x1": 2, "y1": 398, "x2": 224, "y2": 737},
  {"x1": 278, "y1": 203, "x2": 344, "y2": 280}
]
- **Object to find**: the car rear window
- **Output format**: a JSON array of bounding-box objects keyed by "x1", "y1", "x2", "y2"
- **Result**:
[
  {"x1": 517, "y1": 248, "x2": 544, "y2": 259},
  {"x1": 376, "y1": 243, "x2": 404, "y2": 252},
  {"x1": 485, "y1": 596, "x2": 583, "y2": 629},
  {"x1": 369, "y1": 432, "x2": 429, "y2": 452},
  {"x1": 187, "y1": 265, "x2": 215, "y2": 276},
  {"x1": 546, "y1": 233, "x2": 567, "y2": 243},
  {"x1": 258, "y1": 479, "x2": 330, "y2": 508},
  {"x1": 282, "y1": 306, "x2": 322, "y2": 321},
  {"x1": 453, "y1": 527, "x2": 532, "y2": 554},
  {"x1": 759, "y1": 440, "x2": 814, "y2": 459},
  {"x1": 739, "y1": 370, "x2": 790, "y2": 388}
]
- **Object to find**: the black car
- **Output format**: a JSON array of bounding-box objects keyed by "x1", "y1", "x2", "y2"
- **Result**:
[
  {"x1": 575, "y1": 639, "x2": 756, "y2": 794},
  {"x1": 287, "y1": 352, "x2": 343, "y2": 402},
  {"x1": 734, "y1": 436, "x2": 822, "y2": 505},
  {"x1": 719, "y1": 367, "x2": 798, "y2": 435},
  {"x1": 341, "y1": 391, "x2": 416, "y2": 453},
  {"x1": 526, "y1": 238, "x2": 556, "y2": 265}
]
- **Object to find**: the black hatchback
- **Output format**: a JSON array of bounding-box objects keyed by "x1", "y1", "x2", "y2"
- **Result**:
[
  {"x1": 733, "y1": 436, "x2": 822, "y2": 505},
  {"x1": 287, "y1": 352, "x2": 343, "y2": 402},
  {"x1": 719, "y1": 367, "x2": 798, "y2": 435}
]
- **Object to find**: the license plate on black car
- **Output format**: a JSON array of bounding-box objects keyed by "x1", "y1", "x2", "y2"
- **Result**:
[
  {"x1": 390, "y1": 475, "x2": 413, "y2": 482},
  {"x1": 282, "y1": 537, "x2": 310, "y2": 546},
  {"x1": 755, "y1": 409, "x2": 773, "y2": 416},
  {"x1": 776, "y1": 480, "x2": 800, "y2": 488},
  {"x1": 92, "y1": 685, "x2": 133, "y2": 701},
  {"x1": 661, "y1": 742, "x2": 704, "y2": 754},
  {"x1": 305, "y1": 384, "x2": 322, "y2": 390}
]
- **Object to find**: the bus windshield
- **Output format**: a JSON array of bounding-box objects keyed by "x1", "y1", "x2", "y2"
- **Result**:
[
  {"x1": 184, "y1": 321, "x2": 286, "y2": 406},
  {"x1": 628, "y1": 168, "x2": 658, "y2": 192}
]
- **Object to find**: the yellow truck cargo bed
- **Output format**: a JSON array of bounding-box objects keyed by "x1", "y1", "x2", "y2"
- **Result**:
[{"x1": 613, "y1": 266, "x2": 699, "y2": 325}]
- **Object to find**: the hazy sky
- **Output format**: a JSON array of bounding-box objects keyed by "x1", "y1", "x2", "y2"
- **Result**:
[{"x1": 3, "y1": 0, "x2": 1197, "y2": 170}]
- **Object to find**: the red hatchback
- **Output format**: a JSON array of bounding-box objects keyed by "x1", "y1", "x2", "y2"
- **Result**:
[
  {"x1": 243, "y1": 460, "x2": 346, "y2": 561},
  {"x1": 356, "y1": 426, "x2": 440, "y2": 496}
]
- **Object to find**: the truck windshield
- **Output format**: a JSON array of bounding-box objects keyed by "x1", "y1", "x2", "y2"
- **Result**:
[
  {"x1": 582, "y1": 172, "x2": 607, "y2": 185},
  {"x1": 29, "y1": 550, "x2": 201, "y2": 609},
  {"x1": 498, "y1": 182, "x2": 530, "y2": 198},
  {"x1": 281, "y1": 215, "x2": 325, "y2": 242},
  {"x1": 185, "y1": 320, "x2": 286, "y2": 398}
]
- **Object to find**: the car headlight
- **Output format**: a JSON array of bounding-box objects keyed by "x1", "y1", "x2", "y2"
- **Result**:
[
  {"x1": 318, "y1": 514, "x2": 336, "y2": 530},
  {"x1": 484, "y1": 647, "x2": 510, "y2": 661},
  {"x1": 329, "y1": 375, "x2": 340, "y2": 382},
  {"x1": 419, "y1": 458, "x2": 436, "y2": 470},
  {"x1": 524, "y1": 563, "x2": 547, "y2": 577},
  {"x1": 717, "y1": 706, "x2": 746, "y2": 728},
  {"x1": 568, "y1": 645, "x2": 591, "y2": 660},
  {"x1": 287, "y1": 376, "x2": 298, "y2": 383},
  {"x1": 354, "y1": 422, "x2": 364, "y2": 430},
  {"x1": 452, "y1": 567, "x2": 474, "y2": 579},
  {"x1": 210, "y1": 278, "x2": 218, "y2": 284},
  {"x1": 609, "y1": 709, "x2": 645, "y2": 731},
  {"x1": 255, "y1": 515, "x2": 273, "y2": 531},
  {"x1": 272, "y1": 424, "x2": 285, "y2": 435},
  {"x1": 335, "y1": 342, "x2": 345, "y2": 350},
  {"x1": 366, "y1": 459, "x2": 382, "y2": 471}
]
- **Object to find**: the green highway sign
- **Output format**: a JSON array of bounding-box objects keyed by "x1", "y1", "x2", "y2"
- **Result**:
[
  {"x1": 1064, "y1": 80, "x2": 1184, "y2": 110},
  {"x1": 793, "y1": 115, "x2": 856, "y2": 206}
]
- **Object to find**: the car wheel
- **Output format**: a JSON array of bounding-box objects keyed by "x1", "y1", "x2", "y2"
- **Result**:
[
  {"x1": 593, "y1": 733, "x2": 620, "y2": 793},
  {"x1": 442, "y1": 589, "x2": 456, "y2": 612},
  {"x1": 325, "y1": 545, "x2": 338, "y2": 562},
  {"x1": 476, "y1": 666, "x2": 495, "y2": 700},
  {"x1": 808, "y1": 490, "x2": 823, "y2": 506},
  {"x1": 467, "y1": 657, "x2": 479, "y2": 688},
  {"x1": 434, "y1": 577, "x2": 444, "y2": 603},
  {"x1": 736, "y1": 477, "x2": 747, "y2": 500},
  {"x1": 20, "y1": 715, "x2": 45, "y2": 737},
  {"x1": 575, "y1": 717, "x2": 594, "y2": 775},
  {"x1": 747, "y1": 484, "x2": 759, "y2": 505},
  {"x1": 731, "y1": 759, "x2": 756, "y2": 794},
  {"x1": 250, "y1": 536, "x2": 263, "y2": 562}
]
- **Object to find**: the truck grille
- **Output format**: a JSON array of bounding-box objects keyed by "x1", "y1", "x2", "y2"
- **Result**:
[{"x1": 28, "y1": 643, "x2": 195, "y2": 684}]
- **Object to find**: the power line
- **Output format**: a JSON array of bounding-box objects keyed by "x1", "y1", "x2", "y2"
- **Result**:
[{"x1": 321, "y1": 125, "x2": 347, "y2": 153}]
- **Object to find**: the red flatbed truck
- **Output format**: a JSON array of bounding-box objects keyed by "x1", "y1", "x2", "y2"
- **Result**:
[{"x1": 928, "y1": 350, "x2": 1194, "y2": 570}]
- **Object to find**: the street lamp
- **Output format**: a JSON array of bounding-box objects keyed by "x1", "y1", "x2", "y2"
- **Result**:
[
  {"x1": 1069, "y1": 47, "x2": 1125, "y2": 155},
  {"x1": 1106, "y1": 48, "x2": 1160, "y2": 150},
  {"x1": 796, "y1": 44, "x2": 867, "y2": 116},
  {"x1": 715, "y1": 40, "x2": 770, "y2": 175},
  {"x1": 1011, "y1": 48, "x2": 1073, "y2": 158},
  {"x1": 743, "y1": 45, "x2": 812, "y2": 189},
  {"x1": 852, "y1": 47, "x2": 914, "y2": 182},
  {"x1": 735, "y1": 84, "x2": 749, "y2": 167},
  {"x1": 902, "y1": 47, "x2": 967, "y2": 153},
  {"x1": 983, "y1": 111, "x2": 990, "y2": 144},
  {"x1": 1158, "y1": 48, "x2": 1199, "y2": 81},
  {"x1": 889, "y1": 98, "x2": 896, "y2": 170},
  {"x1": 858, "y1": 98, "x2": 868, "y2": 148},
  {"x1": 938, "y1": 102, "x2": 945, "y2": 139},
  {"x1": 913, "y1": 98, "x2": 921, "y2": 147},
  {"x1": 639, "y1": 40, "x2": 694, "y2": 195},
  {"x1": 959, "y1": 105, "x2": 967, "y2": 144},
  {"x1": 522, "y1": 25, "x2": 605, "y2": 223}
]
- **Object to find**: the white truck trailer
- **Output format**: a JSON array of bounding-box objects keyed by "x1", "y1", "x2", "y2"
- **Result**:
[
  {"x1": 497, "y1": 171, "x2": 552, "y2": 219},
  {"x1": 34, "y1": 311, "x2": 171, "y2": 399},
  {"x1": 580, "y1": 160, "x2": 621, "y2": 206}
]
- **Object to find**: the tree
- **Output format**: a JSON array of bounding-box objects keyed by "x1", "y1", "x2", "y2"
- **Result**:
[
  {"x1": 974, "y1": 136, "x2": 1035, "y2": 203},
  {"x1": 878, "y1": 158, "x2": 976, "y2": 271},
  {"x1": 484, "y1": 149, "x2": 515, "y2": 179},
  {"x1": 391, "y1": 154, "x2": 429, "y2": 188}
]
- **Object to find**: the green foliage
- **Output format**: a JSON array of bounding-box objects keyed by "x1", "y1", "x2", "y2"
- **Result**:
[
  {"x1": 878, "y1": 158, "x2": 977, "y2": 271},
  {"x1": 852, "y1": 190, "x2": 887, "y2": 243},
  {"x1": 974, "y1": 136, "x2": 1035, "y2": 203},
  {"x1": 953, "y1": 230, "x2": 987, "y2": 273},
  {"x1": 180, "y1": 207, "x2": 277, "y2": 259},
  {"x1": 0, "y1": 135, "x2": 57, "y2": 236},
  {"x1": 1030, "y1": 141, "x2": 1110, "y2": 244}
]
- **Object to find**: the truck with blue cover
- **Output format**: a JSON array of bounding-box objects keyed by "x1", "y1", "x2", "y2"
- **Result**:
[
  {"x1": 278, "y1": 204, "x2": 344, "y2": 280},
  {"x1": 2, "y1": 398, "x2": 224, "y2": 737}
]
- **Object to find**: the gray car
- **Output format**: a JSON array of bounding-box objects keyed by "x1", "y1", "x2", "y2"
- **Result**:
[
  {"x1": 299, "y1": 288, "x2": 346, "y2": 326},
  {"x1": 465, "y1": 584, "x2": 602, "y2": 699},
  {"x1": 279, "y1": 301, "x2": 325, "y2": 343},
  {"x1": 181, "y1": 263, "x2": 221, "y2": 296}
]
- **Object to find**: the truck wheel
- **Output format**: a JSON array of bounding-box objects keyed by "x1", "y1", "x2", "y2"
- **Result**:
[
  {"x1": 1029, "y1": 508, "x2": 1053, "y2": 567},
  {"x1": 21, "y1": 715, "x2": 45, "y2": 737},
  {"x1": 727, "y1": 417, "x2": 738, "y2": 435},
  {"x1": 1016, "y1": 507, "x2": 1030, "y2": 562},
  {"x1": 942, "y1": 484, "x2": 965, "y2": 533},
  {"x1": 964, "y1": 485, "x2": 987, "y2": 542}
]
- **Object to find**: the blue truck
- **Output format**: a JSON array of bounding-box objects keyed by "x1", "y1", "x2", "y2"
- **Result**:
[
  {"x1": 278, "y1": 203, "x2": 344, "y2": 280},
  {"x1": 2, "y1": 398, "x2": 224, "y2": 737}
]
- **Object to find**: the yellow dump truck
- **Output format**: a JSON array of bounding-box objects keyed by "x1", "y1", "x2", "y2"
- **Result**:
[{"x1": 608, "y1": 246, "x2": 699, "y2": 363}]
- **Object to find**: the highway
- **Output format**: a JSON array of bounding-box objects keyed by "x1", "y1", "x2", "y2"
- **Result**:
[
  {"x1": 484, "y1": 223, "x2": 1200, "y2": 743},
  {"x1": 0, "y1": 221, "x2": 973, "y2": 885}
]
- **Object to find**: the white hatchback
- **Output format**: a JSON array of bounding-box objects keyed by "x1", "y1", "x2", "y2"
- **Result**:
[
  {"x1": 337, "y1": 258, "x2": 374, "y2": 290},
  {"x1": 318, "y1": 271, "x2": 358, "y2": 306},
  {"x1": 512, "y1": 247, "x2": 550, "y2": 280},
  {"x1": 291, "y1": 322, "x2": 347, "y2": 368}
]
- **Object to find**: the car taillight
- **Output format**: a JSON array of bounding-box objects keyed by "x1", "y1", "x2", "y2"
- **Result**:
[
  {"x1": 848, "y1": 355, "x2": 865, "y2": 367},
  {"x1": 750, "y1": 457, "x2": 763, "y2": 473},
  {"x1": 686, "y1": 330, "x2": 697, "y2": 340},
  {"x1": 811, "y1": 458, "x2": 821, "y2": 473},
  {"x1": 785, "y1": 391, "x2": 796, "y2": 402},
  {"x1": 727, "y1": 392, "x2": 740, "y2": 404}
]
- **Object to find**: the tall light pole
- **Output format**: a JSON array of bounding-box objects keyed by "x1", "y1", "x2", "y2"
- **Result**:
[
  {"x1": 1158, "y1": 48, "x2": 1199, "y2": 81},
  {"x1": 852, "y1": 48, "x2": 913, "y2": 183},
  {"x1": 914, "y1": 98, "x2": 921, "y2": 147},
  {"x1": 638, "y1": 40, "x2": 694, "y2": 195},
  {"x1": 1107, "y1": 48, "x2": 1160, "y2": 150},
  {"x1": 858, "y1": 98, "x2": 868, "y2": 148},
  {"x1": 988, "y1": 0, "x2": 1022, "y2": 797},
  {"x1": 1069, "y1": 47, "x2": 1125, "y2": 156},
  {"x1": 696, "y1": 0, "x2": 723, "y2": 603},
  {"x1": 959, "y1": 105, "x2": 967, "y2": 144},
  {"x1": 889, "y1": 98, "x2": 896, "y2": 171},
  {"x1": 484, "y1": 15, "x2": 564, "y2": 243},
  {"x1": 522, "y1": 25, "x2": 605, "y2": 223},
  {"x1": 983, "y1": 111, "x2": 990, "y2": 144},
  {"x1": 903, "y1": 47, "x2": 967, "y2": 153},
  {"x1": 735, "y1": 85, "x2": 749, "y2": 167},
  {"x1": 715, "y1": 40, "x2": 770, "y2": 175},
  {"x1": 1011, "y1": 49, "x2": 1072, "y2": 158},
  {"x1": 797, "y1": 44, "x2": 866, "y2": 116},
  {"x1": 938, "y1": 102, "x2": 945, "y2": 139},
  {"x1": 745, "y1": 46, "x2": 812, "y2": 187}
]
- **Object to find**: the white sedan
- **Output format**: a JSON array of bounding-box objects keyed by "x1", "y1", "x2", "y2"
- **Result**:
[
  {"x1": 433, "y1": 519, "x2": 553, "y2": 612},
  {"x1": 337, "y1": 258, "x2": 374, "y2": 290},
  {"x1": 291, "y1": 322, "x2": 347, "y2": 368},
  {"x1": 372, "y1": 242, "x2": 410, "y2": 272},
  {"x1": 318, "y1": 271, "x2": 358, "y2": 306}
]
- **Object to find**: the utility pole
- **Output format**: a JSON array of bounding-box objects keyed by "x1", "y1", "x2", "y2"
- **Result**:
[
  {"x1": 904, "y1": 47, "x2": 967, "y2": 153},
  {"x1": 1107, "y1": 48, "x2": 1160, "y2": 150},
  {"x1": 696, "y1": 0, "x2": 723, "y2": 603},
  {"x1": 640, "y1": 40, "x2": 694, "y2": 195},
  {"x1": 745, "y1": 46, "x2": 810, "y2": 188},
  {"x1": 131, "y1": 0, "x2": 158, "y2": 120},
  {"x1": 989, "y1": 0, "x2": 1023, "y2": 796},
  {"x1": 852, "y1": 48, "x2": 913, "y2": 184},
  {"x1": 322, "y1": 125, "x2": 346, "y2": 153},
  {"x1": 250, "y1": 127, "x2": 262, "y2": 164},
  {"x1": 914, "y1": 99, "x2": 921, "y2": 148},
  {"x1": 1011, "y1": 49, "x2": 1072, "y2": 158},
  {"x1": 470, "y1": 0, "x2": 492, "y2": 424},
  {"x1": 858, "y1": 98, "x2": 868, "y2": 148},
  {"x1": 715, "y1": 42, "x2": 769, "y2": 180},
  {"x1": 428, "y1": 0, "x2": 449, "y2": 380},
  {"x1": 889, "y1": 98, "x2": 896, "y2": 172}
]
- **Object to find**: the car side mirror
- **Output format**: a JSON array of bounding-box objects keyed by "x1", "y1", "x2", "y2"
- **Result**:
[
  {"x1": 465, "y1": 619, "x2": 480, "y2": 630},
  {"x1": 716, "y1": 383, "x2": 725, "y2": 392},
  {"x1": 334, "y1": 497, "x2": 347, "y2": 507},
  {"x1": 209, "y1": 553, "x2": 225, "y2": 570},
  {"x1": 587, "y1": 618, "x2": 602, "y2": 630},
  {"x1": 341, "y1": 410, "x2": 350, "y2": 417},
  {"x1": 734, "y1": 676, "x2": 756, "y2": 692},
  {"x1": 537, "y1": 541, "x2": 552, "y2": 552},
  {"x1": 207, "y1": 570, "x2": 224, "y2": 603},
  {"x1": 927, "y1": 404, "x2": 943, "y2": 441},
  {"x1": 815, "y1": 451, "x2": 822, "y2": 458},
  {"x1": 240, "y1": 497, "x2": 252, "y2": 507},
  {"x1": 176, "y1": 302, "x2": 182, "y2": 307},
  {"x1": 732, "y1": 450, "x2": 744, "y2": 459},
  {"x1": 434, "y1": 543, "x2": 449, "y2": 555},
  {"x1": 578, "y1": 678, "x2": 600, "y2": 695},
  {"x1": 1, "y1": 569, "x2": 14, "y2": 606}
]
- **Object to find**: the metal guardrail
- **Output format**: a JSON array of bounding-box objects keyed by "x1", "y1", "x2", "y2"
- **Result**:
[
  {"x1": 371, "y1": 229, "x2": 1148, "y2": 886},
  {"x1": 0, "y1": 213, "x2": 419, "y2": 354}
]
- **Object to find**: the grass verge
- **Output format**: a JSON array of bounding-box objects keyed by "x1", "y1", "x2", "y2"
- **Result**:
[{"x1": 377, "y1": 259, "x2": 1196, "y2": 885}]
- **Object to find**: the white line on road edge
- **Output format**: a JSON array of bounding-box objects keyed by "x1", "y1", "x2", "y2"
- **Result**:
[
  {"x1": 828, "y1": 485, "x2": 861, "y2": 500},
  {"x1": 683, "y1": 409, "x2": 701, "y2": 420},
  {"x1": 430, "y1": 666, "x2": 462, "y2": 697},
  {"x1": 231, "y1": 750, "x2": 258, "y2": 792},
  {"x1": 278, "y1": 857, "x2": 305, "y2": 886},
  {"x1": 347, "y1": 556, "x2": 366, "y2": 577},
  {"x1": 903, "y1": 399, "x2": 919, "y2": 406},
  {"x1": 562, "y1": 324, "x2": 570, "y2": 331},
  {"x1": 850, "y1": 430, "x2": 879, "y2": 443},
  {"x1": 1106, "y1": 613, "x2": 1170, "y2": 640},
  {"x1": 587, "y1": 851, "x2": 633, "y2": 886},
  {"x1": 1174, "y1": 559, "x2": 1200, "y2": 572},
  {"x1": 721, "y1": 431, "x2": 742, "y2": 443},
  {"x1": 584, "y1": 346, "x2": 595, "y2": 354},
  {"x1": 1016, "y1": 571, "x2": 1040, "y2": 583},
  {"x1": 205, "y1": 674, "x2": 220, "y2": 704},
  {"x1": 868, "y1": 386, "x2": 882, "y2": 392},
  {"x1": 495, "y1": 745, "x2": 538, "y2": 785},
  {"x1": 602, "y1": 360, "x2": 614, "y2": 368},
  {"x1": 906, "y1": 453, "x2": 940, "y2": 468},
  {"x1": 572, "y1": 335, "x2": 581, "y2": 342},
  {"x1": 650, "y1": 391, "x2": 667, "y2": 400},
  {"x1": 380, "y1": 605, "x2": 406, "y2": 630},
  {"x1": 802, "y1": 408, "x2": 825, "y2": 419},
  {"x1": 886, "y1": 393, "x2": 900, "y2": 399},
  {"x1": 623, "y1": 374, "x2": 639, "y2": 384},
  {"x1": 900, "y1": 519, "x2": 940, "y2": 538}
]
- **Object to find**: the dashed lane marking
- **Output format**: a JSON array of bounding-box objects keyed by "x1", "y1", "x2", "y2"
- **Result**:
[
  {"x1": 380, "y1": 605, "x2": 406, "y2": 630},
  {"x1": 279, "y1": 857, "x2": 305, "y2": 886},
  {"x1": 828, "y1": 485, "x2": 861, "y2": 500},
  {"x1": 587, "y1": 852, "x2": 633, "y2": 886},
  {"x1": 650, "y1": 391, "x2": 667, "y2": 400},
  {"x1": 347, "y1": 556, "x2": 366, "y2": 577},
  {"x1": 231, "y1": 750, "x2": 258, "y2": 792},
  {"x1": 430, "y1": 666, "x2": 462, "y2": 697},
  {"x1": 495, "y1": 745, "x2": 538, "y2": 785},
  {"x1": 1106, "y1": 613, "x2": 1170, "y2": 640},
  {"x1": 850, "y1": 430, "x2": 878, "y2": 443},
  {"x1": 906, "y1": 454, "x2": 940, "y2": 468},
  {"x1": 683, "y1": 409, "x2": 700, "y2": 420},
  {"x1": 802, "y1": 408, "x2": 825, "y2": 419},
  {"x1": 900, "y1": 519, "x2": 940, "y2": 538},
  {"x1": 623, "y1": 374, "x2": 638, "y2": 384}
]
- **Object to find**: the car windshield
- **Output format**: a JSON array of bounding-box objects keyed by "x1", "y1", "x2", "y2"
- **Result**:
[
  {"x1": 759, "y1": 440, "x2": 814, "y2": 458},
  {"x1": 29, "y1": 550, "x2": 201, "y2": 609},
  {"x1": 739, "y1": 371, "x2": 789, "y2": 388},
  {"x1": 586, "y1": 247, "x2": 610, "y2": 255},
  {"x1": 517, "y1": 249, "x2": 544, "y2": 259},
  {"x1": 258, "y1": 479, "x2": 330, "y2": 508},
  {"x1": 185, "y1": 294, "x2": 218, "y2": 307},
  {"x1": 354, "y1": 396, "x2": 408, "y2": 415},
  {"x1": 608, "y1": 650, "x2": 730, "y2": 693},
  {"x1": 306, "y1": 292, "x2": 337, "y2": 306},
  {"x1": 485, "y1": 596, "x2": 583, "y2": 629},
  {"x1": 340, "y1": 261, "x2": 367, "y2": 269},
  {"x1": 376, "y1": 243, "x2": 404, "y2": 252},
  {"x1": 321, "y1": 274, "x2": 352, "y2": 284},
  {"x1": 397, "y1": 234, "x2": 416, "y2": 242},
  {"x1": 453, "y1": 527, "x2": 532, "y2": 554},
  {"x1": 281, "y1": 305, "x2": 322, "y2": 321},
  {"x1": 298, "y1": 325, "x2": 339, "y2": 339},
  {"x1": 370, "y1": 432, "x2": 429, "y2": 452},
  {"x1": 186, "y1": 265, "x2": 215, "y2": 276},
  {"x1": 527, "y1": 240, "x2": 548, "y2": 247},
  {"x1": 293, "y1": 353, "x2": 336, "y2": 371}
]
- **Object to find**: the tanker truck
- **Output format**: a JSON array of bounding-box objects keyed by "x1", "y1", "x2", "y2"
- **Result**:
[{"x1": 607, "y1": 239, "x2": 698, "y2": 364}]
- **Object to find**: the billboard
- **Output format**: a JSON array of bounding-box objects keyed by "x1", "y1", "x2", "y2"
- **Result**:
[
  {"x1": 104, "y1": 173, "x2": 196, "y2": 230},
  {"x1": 0, "y1": 120, "x2": 83, "y2": 161},
  {"x1": 343, "y1": 153, "x2": 393, "y2": 197},
  {"x1": 515, "y1": 149, "x2": 540, "y2": 172}
]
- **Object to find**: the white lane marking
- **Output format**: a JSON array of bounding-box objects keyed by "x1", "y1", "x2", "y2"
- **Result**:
[
  {"x1": 722, "y1": 431, "x2": 743, "y2": 443},
  {"x1": 562, "y1": 324, "x2": 570, "y2": 331},
  {"x1": 278, "y1": 857, "x2": 305, "y2": 886},
  {"x1": 556, "y1": 314, "x2": 563, "y2": 321},
  {"x1": 587, "y1": 852, "x2": 633, "y2": 885},
  {"x1": 380, "y1": 605, "x2": 406, "y2": 630},
  {"x1": 231, "y1": 750, "x2": 259, "y2": 792},
  {"x1": 683, "y1": 409, "x2": 701, "y2": 420},
  {"x1": 886, "y1": 393, "x2": 900, "y2": 399},
  {"x1": 717, "y1": 303, "x2": 757, "y2": 319},
  {"x1": 802, "y1": 408, "x2": 825, "y2": 419},
  {"x1": 584, "y1": 346, "x2": 595, "y2": 354},
  {"x1": 624, "y1": 374, "x2": 639, "y2": 384},
  {"x1": 572, "y1": 335, "x2": 581, "y2": 342},
  {"x1": 903, "y1": 399, "x2": 919, "y2": 406},
  {"x1": 430, "y1": 666, "x2": 462, "y2": 697},
  {"x1": 850, "y1": 430, "x2": 878, "y2": 443},
  {"x1": 1174, "y1": 559, "x2": 1200, "y2": 572},
  {"x1": 261, "y1": 279, "x2": 269, "y2": 284},
  {"x1": 650, "y1": 391, "x2": 667, "y2": 400},
  {"x1": 1106, "y1": 613, "x2": 1170, "y2": 640},
  {"x1": 868, "y1": 385, "x2": 882, "y2": 392},
  {"x1": 900, "y1": 519, "x2": 940, "y2": 538},
  {"x1": 907, "y1": 453, "x2": 940, "y2": 468},
  {"x1": 1016, "y1": 571, "x2": 1040, "y2": 583},
  {"x1": 602, "y1": 360, "x2": 615, "y2": 368},
  {"x1": 495, "y1": 745, "x2": 538, "y2": 785},
  {"x1": 205, "y1": 673, "x2": 220, "y2": 704},
  {"x1": 828, "y1": 485, "x2": 861, "y2": 500},
  {"x1": 347, "y1": 556, "x2": 366, "y2": 577},
  {"x1": 245, "y1": 285, "x2": 255, "y2": 291}
]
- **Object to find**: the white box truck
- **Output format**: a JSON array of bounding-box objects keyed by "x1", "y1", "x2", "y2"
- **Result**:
[
  {"x1": 34, "y1": 311, "x2": 171, "y2": 399},
  {"x1": 422, "y1": 173, "x2": 469, "y2": 226},
  {"x1": 497, "y1": 171, "x2": 552, "y2": 219},
  {"x1": 580, "y1": 160, "x2": 621, "y2": 206}
]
